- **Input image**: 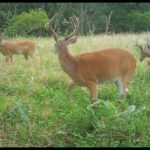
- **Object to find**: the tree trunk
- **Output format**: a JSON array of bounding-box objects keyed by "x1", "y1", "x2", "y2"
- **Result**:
[
  {"x1": 105, "y1": 11, "x2": 113, "y2": 35},
  {"x1": 80, "y1": 3, "x2": 84, "y2": 35}
]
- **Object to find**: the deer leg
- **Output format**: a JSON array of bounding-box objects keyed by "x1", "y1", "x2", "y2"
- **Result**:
[
  {"x1": 117, "y1": 78, "x2": 124, "y2": 96},
  {"x1": 24, "y1": 53, "x2": 29, "y2": 60},
  {"x1": 86, "y1": 81, "x2": 101, "y2": 108},
  {"x1": 5, "y1": 56, "x2": 10, "y2": 64},
  {"x1": 10, "y1": 55, "x2": 13, "y2": 64},
  {"x1": 5, "y1": 56, "x2": 9, "y2": 63},
  {"x1": 121, "y1": 73, "x2": 132, "y2": 98},
  {"x1": 86, "y1": 81, "x2": 98, "y2": 101},
  {"x1": 68, "y1": 82, "x2": 76, "y2": 101}
]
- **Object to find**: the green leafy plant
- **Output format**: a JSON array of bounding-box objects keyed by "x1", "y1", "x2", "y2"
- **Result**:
[{"x1": 7, "y1": 8, "x2": 49, "y2": 36}]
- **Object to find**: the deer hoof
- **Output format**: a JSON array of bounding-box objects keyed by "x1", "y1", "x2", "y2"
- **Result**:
[{"x1": 89, "y1": 99, "x2": 101, "y2": 109}]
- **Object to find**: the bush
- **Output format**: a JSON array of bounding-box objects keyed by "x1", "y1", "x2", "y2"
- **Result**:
[{"x1": 7, "y1": 8, "x2": 49, "y2": 37}]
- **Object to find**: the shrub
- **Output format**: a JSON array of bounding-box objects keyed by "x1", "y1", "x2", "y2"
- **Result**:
[{"x1": 7, "y1": 8, "x2": 49, "y2": 37}]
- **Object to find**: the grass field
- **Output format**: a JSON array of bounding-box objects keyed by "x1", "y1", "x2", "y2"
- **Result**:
[{"x1": 0, "y1": 33, "x2": 150, "y2": 147}]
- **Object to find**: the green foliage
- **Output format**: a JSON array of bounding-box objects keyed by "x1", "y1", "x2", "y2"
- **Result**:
[
  {"x1": 1, "y1": 3, "x2": 150, "y2": 36},
  {"x1": 7, "y1": 8, "x2": 49, "y2": 36},
  {"x1": 0, "y1": 96, "x2": 8, "y2": 113},
  {"x1": 126, "y1": 11, "x2": 150, "y2": 32}
]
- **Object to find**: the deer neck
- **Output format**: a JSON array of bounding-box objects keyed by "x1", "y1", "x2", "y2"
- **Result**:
[
  {"x1": 145, "y1": 50, "x2": 150, "y2": 56},
  {"x1": 58, "y1": 45, "x2": 76, "y2": 75}
]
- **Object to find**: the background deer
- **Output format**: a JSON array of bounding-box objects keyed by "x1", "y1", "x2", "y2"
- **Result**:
[
  {"x1": 46, "y1": 14, "x2": 136, "y2": 106},
  {"x1": 0, "y1": 33, "x2": 37, "y2": 63},
  {"x1": 135, "y1": 41, "x2": 150, "y2": 65}
]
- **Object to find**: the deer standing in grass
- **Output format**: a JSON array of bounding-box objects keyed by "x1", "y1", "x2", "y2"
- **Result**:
[
  {"x1": 0, "y1": 33, "x2": 36, "y2": 63},
  {"x1": 46, "y1": 14, "x2": 136, "y2": 106},
  {"x1": 135, "y1": 42, "x2": 150, "y2": 65}
]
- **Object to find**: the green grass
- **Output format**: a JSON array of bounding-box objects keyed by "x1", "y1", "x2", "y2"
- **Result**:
[{"x1": 0, "y1": 33, "x2": 150, "y2": 147}]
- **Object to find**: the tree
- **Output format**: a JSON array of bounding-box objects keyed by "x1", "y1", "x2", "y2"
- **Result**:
[{"x1": 6, "y1": 8, "x2": 49, "y2": 37}]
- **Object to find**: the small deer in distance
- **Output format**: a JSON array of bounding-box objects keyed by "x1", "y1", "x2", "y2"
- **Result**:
[
  {"x1": 0, "y1": 33, "x2": 37, "y2": 63},
  {"x1": 135, "y1": 40, "x2": 150, "y2": 65},
  {"x1": 46, "y1": 14, "x2": 136, "y2": 106}
]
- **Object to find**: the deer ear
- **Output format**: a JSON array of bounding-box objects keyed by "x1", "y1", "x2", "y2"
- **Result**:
[{"x1": 65, "y1": 36, "x2": 77, "y2": 45}]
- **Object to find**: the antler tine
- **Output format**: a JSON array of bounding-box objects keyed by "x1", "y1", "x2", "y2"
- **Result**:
[
  {"x1": 65, "y1": 15, "x2": 79, "y2": 41},
  {"x1": 47, "y1": 13, "x2": 59, "y2": 41},
  {"x1": 70, "y1": 16, "x2": 79, "y2": 36},
  {"x1": 70, "y1": 16, "x2": 79, "y2": 31}
]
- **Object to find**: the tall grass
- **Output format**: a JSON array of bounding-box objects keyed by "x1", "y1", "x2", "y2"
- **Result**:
[{"x1": 0, "y1": 33, "x2": 150, "y2": 147}]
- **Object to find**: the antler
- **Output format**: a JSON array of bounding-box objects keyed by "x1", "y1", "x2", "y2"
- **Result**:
[
  {"x1": 64, "y1": 15, "x2": 79, "y2": 41},
  {"x1": 46, "y1": 13, "x2": 59, "y2": 41}
]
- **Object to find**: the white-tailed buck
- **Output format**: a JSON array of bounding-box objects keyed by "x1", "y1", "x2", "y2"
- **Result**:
[
  {"x1": 46, "y1": 14, "x2": 136, "y2": 106},
  {"x1": 0, "y1": 33, "x2": 36, "y2": 63},
  {"x1": 135, "y1": 41, "x2": 150, "y2": 65}
]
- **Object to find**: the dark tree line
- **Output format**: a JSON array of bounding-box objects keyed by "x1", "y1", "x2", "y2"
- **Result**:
[{"x1": 0, "y1": 2, "x2": 150, "y2": 37}]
